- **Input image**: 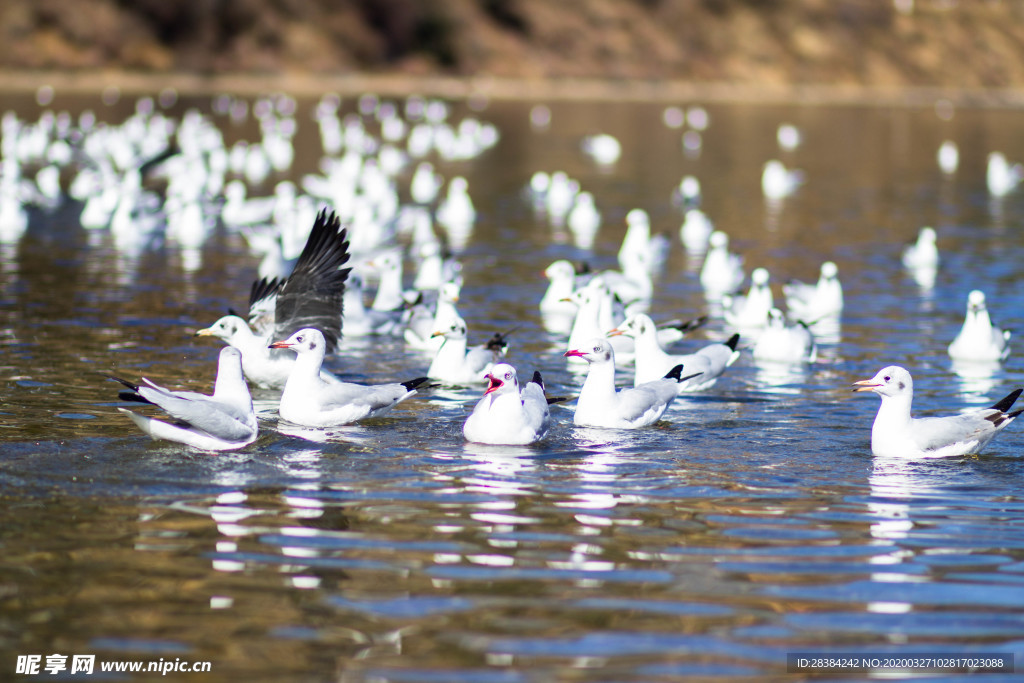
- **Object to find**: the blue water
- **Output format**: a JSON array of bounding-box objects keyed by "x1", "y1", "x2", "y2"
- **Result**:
[{"x1": 1, "y1": 93, "x2": 1024, "y2": 681}]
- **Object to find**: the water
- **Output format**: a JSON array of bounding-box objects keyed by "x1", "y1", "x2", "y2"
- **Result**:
[{"x1": 2, "y1": 91, "x2": 1024, "y2": 681}]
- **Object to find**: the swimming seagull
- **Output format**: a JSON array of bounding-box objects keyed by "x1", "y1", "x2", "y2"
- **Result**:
[
  {"x1": 109, "y1": 347, "x2": 258, "y2": 451},
  {"x1": 427, "y1": 315, "x2": 508, "y2": 386},
  {"x1": 987, "y1": 151, "x2": 1023, "y2": 197},
  {"x1": 901, "y1": 226, "x2": 939, "y2": 270},
  {"x1": 463, "y1": 364, "x2": 553, "y2": 445},
  {"x1": 937, "y1": 141, "x2": 959, "y2": 175},
  {"x1": 195, "y1": 208, "x2": 351, "y2": 388},
  {"x1": 700, "y1": 231, "x2": 745, "y2": 298},
  {"x1": 853, "y1": 365, "x2": 1022, "y2": 458},
  {"x1": 761, "y1": 159, "x2": 804, "y2": 199},
  {"x1": 783, "y1": 261, "x2": 844, "y2": 321},
  {"x1": 723, "y1": 267, "x2": 774, "y2": 330},
  {"x1": 564, "y1": 338, "x2": 697, "y2": 429},
  {"x1": 609, "y1": 313, "x2": 738, "y2": 392},
  {"x1": 752, "y1": 308, "x2": 817, "y2": 363},
  {"x1": 948, "y1": 290, "x2": 1011, "y2": 362},
  {"x1": 270, "y1": 328, "x2": 429, "y2": 427}
]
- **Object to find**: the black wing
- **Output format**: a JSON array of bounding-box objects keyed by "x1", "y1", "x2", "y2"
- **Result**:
[{"x1": 268, "y1": 209, "x2": 352, "y2": 351}]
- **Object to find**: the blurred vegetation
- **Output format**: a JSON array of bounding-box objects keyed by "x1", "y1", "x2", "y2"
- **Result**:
[{"x1": 2, "y1": 0, "x2": 1024, "y2": 87}]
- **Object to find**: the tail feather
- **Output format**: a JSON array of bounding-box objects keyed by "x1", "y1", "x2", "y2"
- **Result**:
[
  {"x1": 671, "y1": 315, "x2": 708, "y2": 334},
  {"x1": 529, "y1": 371, "x2": 545, "y2": 391},
  {"x1": 401, "y1": 377, "x2": 432, "y2": 392},
  {"x1": 991, "y1": 388, "x2": 1023, "y2": 413},
  {"x1": 725, "y1": 333, "x2": 740, "y2": 351},
  {"x1": 118, "y1": 390, "x2": 153, "y2": 405},
  {"x1": 664, "y1": 364, "x2": 684, "y2": 381}
]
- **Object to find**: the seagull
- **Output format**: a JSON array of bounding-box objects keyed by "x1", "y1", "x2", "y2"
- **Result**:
[
  {"x1": 854, "y1": 366, "x2": 1022, "y2": 458},
  {"x1": 427, "y1": 316, "x2": 507, "y2": 386},
  {"x1": 617, "y1": 208, "x2": 668, "y2": 276},
  {"x1": 540, "y1": 259, "x2": 586, "y2": 333},
  {"x1": 463, "y1": 364, "x2": 552, "y2": 445},
  {"x1": 564, "y1": 338, "x2": 695, "y2": 429},
  {"x1": 761, "y1": 159, "x2": 804, "y2": 199},
  {"x1": 581, "y1": 133, "x2": 621, "y2": 165},
  {"x1": 109, "y1": 347, "x2": 258, "y2": 451},
  {"x1": 938, "y1": 141, "x2": 959, "y2": 175},
  {"x1": 948, "y1": 290, "x2": 1011, "y2": 362},
  {"x1": 777, "y1": 124, "x2": 802, "y2": 151},
  {"x1": 270, "y1": 328, "x2": 429, "y2": 427},
  {"x1": 680, "y1": 208, "x2": 714, "y2": 255},
  {"x1": 901, "y1": 226, "x2": 939, "y2": 270},
  {"x1": 783, "y1": 261, "x2": 844, "y2": 321},
  {"x1": 752, "y1": 308, "x2": 817, "y2": 363},
  {"x1": 609, "y1": 313, "x2": 738, "y2": 392},
  {"x1": 723, "y1": 267, "x2": 774, "y2": 330},
  {"x1": 987, "y1": 151, "x2": 1023, "y2": 197},
  {"x1": 700, "y1": 231, "x2": 745, "y2": 298},
  {"x1": 195, "y1": 208, "x2": 351, "y2": 388}
]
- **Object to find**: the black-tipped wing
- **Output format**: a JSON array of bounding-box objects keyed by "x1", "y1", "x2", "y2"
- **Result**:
[
  {"x1": 991, "y1": 388, "x2": 1023, "y2": 413},
  {"x1": 269, "y1": 209, "x2": 352, "y2": 351}
]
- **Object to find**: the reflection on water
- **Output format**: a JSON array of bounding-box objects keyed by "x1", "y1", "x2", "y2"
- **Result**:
[{"x1": 2, "y1": 93, "x2": 1024, "y2": 680}]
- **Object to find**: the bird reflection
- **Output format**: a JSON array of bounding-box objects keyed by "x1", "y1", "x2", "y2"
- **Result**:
[{"x1": 950, "y1": 359, "x2": 1002, "y2": 400}]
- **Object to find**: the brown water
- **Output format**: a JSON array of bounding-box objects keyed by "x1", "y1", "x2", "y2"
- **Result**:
[{"x1": 1, "y1": 91, "x2": 1024, "y2": 681}]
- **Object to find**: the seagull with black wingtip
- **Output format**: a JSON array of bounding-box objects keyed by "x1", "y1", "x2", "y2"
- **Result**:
[
  {"x1": 195, "y1": 208, "x2": 351, "y2": 388},
  {"x1": 854, "y1": 365, "x2": 1022, "y2": 458},
  {"x1": 270, "y1": 328, "x2": 430, "y2": 428}
]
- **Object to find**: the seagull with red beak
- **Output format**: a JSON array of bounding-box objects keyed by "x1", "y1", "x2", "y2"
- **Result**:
[
  {"x1": 564, "y1": 337, "x2": 696, "y2": 429},
  {"x1": 463, "y1": 364, "x2": 552, "y2": 445},
  {"x1": 270, "y1": 328, "x2": 429, "y2": 427}
]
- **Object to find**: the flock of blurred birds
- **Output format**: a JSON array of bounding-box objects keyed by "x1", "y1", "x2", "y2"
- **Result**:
[{"x1": 0, "y1": 89, "x2": 1018, "y2": 454}]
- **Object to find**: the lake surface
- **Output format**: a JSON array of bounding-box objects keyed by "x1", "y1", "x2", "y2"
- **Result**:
[{"x1": 2, "y1": 89, "x2": 1024, "y2": 681}]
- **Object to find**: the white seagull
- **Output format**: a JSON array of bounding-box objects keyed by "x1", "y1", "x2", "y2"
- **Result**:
[
  {"x1": 761, "y1": 159, "x2": 804, "y2": 199},
  {"x1": 564, "y1": 338, "x2": 695, "y2": 429},
  {"x1": 109, "y1": 347, "x2": 258, "y2": 451},
  {"x1": 700, "y1": 231, "x2": 745, "y2": 298},
  {"x1": 270, "y1": 328, "x2": 429, "y2": 427},
  {"x1": 783, "y1": 261, "x2": 844, "y2": 321},
  {"x1": 463, "y1": 364, "x2": 553, "y2": 445},
  {"x1": 937, "y1": 141, "x2": 959, "y2": 175},
  {"x1": 196, "y1": 209, "x2": 351, "y2": 388},
  {"x1": 723, "y1": 267, "x2": 774, "y2": 330},
  {"x1": 752, "y1": 308, "x2": 817, "y2": 363},
  {"x1": 948, "y1": 290, "x2": 1011, "y2": 362},
  {"x1": 609, "y1": 313, "x2": 739, "y2": 392},
  {"x1": 901, "y1": 226, "x2": 939, "y2": 270},
  {"x1": 853, "y1": 365, "x2": 1022, "y2": 458},
  {"x1": 427, "y1": 316, "x2": 508, "y2": 386}
]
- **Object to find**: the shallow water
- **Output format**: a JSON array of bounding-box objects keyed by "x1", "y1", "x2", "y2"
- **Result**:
[{"x1": 2, "y1": 92, "x2": 1024, "y2": 681}]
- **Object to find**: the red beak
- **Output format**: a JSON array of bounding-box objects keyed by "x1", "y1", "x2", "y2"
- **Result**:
[
  {"x1": 564, "y1": 349, "x2": 585, "y2": 358},
  {"x1": 269, "y1": 341, "x2": 292, "y2": 349},
  {"x1": 484, "y1": 374, "x2": 503, "y2": 394}
]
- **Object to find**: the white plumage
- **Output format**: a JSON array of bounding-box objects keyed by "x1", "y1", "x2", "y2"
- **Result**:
[
  {"x1": 783, "y1": 261, "x2": 844, "y2": 322},
  {"x1": 564, "y1": 338, "x2": 691, "y2": 429},
  {"x1": 609, "y1": 314, "x2": 739, "y2": 392},
  {"x1": 948, "y1": 290, "x2": 1011, "y2": 362},
  {"x1": 723, "y1": 267, "x2": 774, "y2": 330},
  {"x1": 271, "y1": 328, "x2": 428, "y2": 427},
  {"x1": 854, "y1": 365, "x2": 1022, "y2": 458},
  {"x1": 111, "y1": 347, "x2": 257, "y2": 451},
  {"x1": 463, "y1": 364, "x2": 552, "y2": 445},
  {"x1": 752, "y1": 308, "x2": 817, "y2": 363}
]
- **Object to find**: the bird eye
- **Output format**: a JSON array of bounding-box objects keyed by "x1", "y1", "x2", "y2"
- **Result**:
[
  {"x1": 297, "y1": 335, "x2": 304, "y2": 343},
  {"x1": 505, "y1": 372, "x2": 512, "y2": 380},
  {"x1": 593, "y1": 345, "x2": 600, "y2": 352},
  {"x1": 883, "y1": 376, "x2": 890, "y2": 382}
]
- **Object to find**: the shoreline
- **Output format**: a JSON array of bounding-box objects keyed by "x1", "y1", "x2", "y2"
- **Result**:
[{"x1": 4, "y1": 70, "x2": 1024, "y2": 109}]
